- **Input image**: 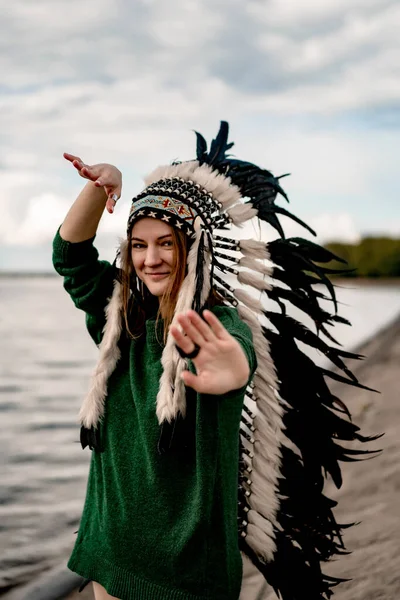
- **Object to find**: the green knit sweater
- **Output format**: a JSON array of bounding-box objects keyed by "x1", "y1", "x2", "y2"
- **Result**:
[{"x1": 52, "y1": 231, "x2": 257, "y2": 600}]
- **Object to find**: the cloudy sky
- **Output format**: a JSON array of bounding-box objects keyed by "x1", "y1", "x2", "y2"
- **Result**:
[{"x1": 1, "y1": 0, "x2": 399, "y2": 271}]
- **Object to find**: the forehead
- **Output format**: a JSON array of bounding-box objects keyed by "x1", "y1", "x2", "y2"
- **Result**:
[{"x1": 130, "y1": 218, "x2": 173, "y2": 239}]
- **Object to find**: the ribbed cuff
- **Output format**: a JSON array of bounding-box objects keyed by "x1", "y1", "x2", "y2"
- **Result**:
[{"x1": 68, "y1": 552, "x2": 208, "y2": 600}]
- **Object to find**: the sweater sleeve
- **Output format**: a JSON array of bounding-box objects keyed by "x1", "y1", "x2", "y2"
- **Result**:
[{"x1": 52, "y1": 227, "x2": 117, "y2": 344}]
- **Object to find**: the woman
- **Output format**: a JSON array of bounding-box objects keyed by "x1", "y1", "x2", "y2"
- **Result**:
[
  {"x1": 54, "y1": 123, "x2": 376, "y2": 600},
  {"x1": 54, "y1": 151, "x2": 260, "y2": 599}
]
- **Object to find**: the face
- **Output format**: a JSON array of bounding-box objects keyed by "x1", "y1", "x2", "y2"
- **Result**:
[{"x1": 130, "y1": 218, "x2": 175, "y2": 298}]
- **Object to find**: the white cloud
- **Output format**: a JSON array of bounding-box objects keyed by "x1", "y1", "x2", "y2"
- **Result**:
[
  {"x1": 2, "y1": 194, "x2": 70, "y2": 246},
  {"x1": 2, "y1": 0, "x2": 399, "y2": 111},
  {"x1": 8, "y1": 0, "x2": 114, "y2": 31},
  {"x1": 0, "y1": 121, "x2": 397, "y2": 250},
  {"x1": 249, "y1": 0, "x2": 392, "y2": 26},
  {"x1": 146, "y1": 0, "x2": 224, "y2": 48},
  {"x1": 285, "y1": 5, "x2": 400, "y2": 74},
  {"x1": 0, "y1": 0, "x2": 399, "y2": 268}
]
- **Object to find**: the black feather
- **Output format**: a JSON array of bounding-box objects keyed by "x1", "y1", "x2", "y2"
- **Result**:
[
  {"x1": 286, "y1": 238, "x2": 347, "y2": 264},
  {"x1": 193, "y1": 230, "x2": 206, "y2": 312},
  {"x1": 208, "y1": 121, "x2": 234, "y2": 164},
  {"x1": 80, "y1": 426, "x2": 101, "y2": 451},
  {"x1": 322, "y1": 368, "x2": 378, "y2": 392},
  {"x1": 194, "y1": 131, "x2": 208, "y2": 163},
  {"x1": 268, "y1": 239, "x2": 340, "y2": 311},
  {"x1": 264, "y1": 311, "x2": 361, "y2": 381},
  {"x1": 272, "y1": 205, "x2": 317, "y2": 236}
]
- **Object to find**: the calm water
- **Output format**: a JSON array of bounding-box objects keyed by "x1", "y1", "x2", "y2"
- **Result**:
[{"x1": 1, "y1": 277, "x2": 400, "y2": 592}]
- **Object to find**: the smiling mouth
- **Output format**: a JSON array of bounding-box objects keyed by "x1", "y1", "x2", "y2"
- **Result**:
[{"x1": 146, "y1": 273, "x2": 170, "y2": 278}]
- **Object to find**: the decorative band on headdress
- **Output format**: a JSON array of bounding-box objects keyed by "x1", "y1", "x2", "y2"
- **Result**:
[{"x1": 128, "y1": 193, "x2": 199, "y2": 237}]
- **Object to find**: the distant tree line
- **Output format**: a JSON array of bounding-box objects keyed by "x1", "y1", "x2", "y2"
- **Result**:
[{"x1": 325, "y1": 237, "x2": 400, "y2": 278}]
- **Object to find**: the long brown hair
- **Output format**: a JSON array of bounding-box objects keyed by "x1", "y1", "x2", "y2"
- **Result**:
[{"x1": 120, "y1": 224, "x2": 190, "y2": 343}]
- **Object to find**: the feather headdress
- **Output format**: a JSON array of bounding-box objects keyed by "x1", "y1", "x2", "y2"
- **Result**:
[{"x1": 79, "y1": 121, "x2": 379, "y2": 599}]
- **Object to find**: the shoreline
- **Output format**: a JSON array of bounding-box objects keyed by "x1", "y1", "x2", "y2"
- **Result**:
[
  {"x1": 333, "y1": 277, "x2": 400, "y2": 286},
  {"x1": 1, "y1": 271, "x2": 400, "y2": 284}
]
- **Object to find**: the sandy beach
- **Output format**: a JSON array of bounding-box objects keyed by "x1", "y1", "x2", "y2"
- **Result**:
[{"x1": 321, "y1": 314, "x2": 400, "y2": 599}]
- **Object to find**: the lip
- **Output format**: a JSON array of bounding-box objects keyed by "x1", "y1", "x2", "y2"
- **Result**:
[{"x1": 145, "y1": 273, "x2": 170, "y2": 280}]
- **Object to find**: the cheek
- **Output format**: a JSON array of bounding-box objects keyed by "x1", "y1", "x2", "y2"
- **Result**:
[
  {"x1": 131, "y1": 252, "x2": 143, "y2": 274},
  {"x1": 165, "y1": 248, "x2": 176, "y2": 266}
]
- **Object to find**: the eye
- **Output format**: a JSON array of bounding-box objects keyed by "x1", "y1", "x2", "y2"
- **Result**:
[
  {"x1": 162, "y1": 240, "x2": 173, "y2": 247},
  {"x1": 131, "y1": 243, "x2": 146, "y2": 249}
]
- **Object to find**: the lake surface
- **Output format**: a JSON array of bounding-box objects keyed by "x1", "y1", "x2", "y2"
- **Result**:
[{"x1": 1, "y1": 277, "x2": 400, "y2": 593}]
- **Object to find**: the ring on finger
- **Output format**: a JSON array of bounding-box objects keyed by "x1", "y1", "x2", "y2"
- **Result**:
[
  {"x1": 111, "y1": 194, "x2": 119, "y2": 203},
  {"x1": 176, "y1": 344, "x2": 200, "y2": 360},
  {"x1": 186, "y1": 344, "x2": 200, "y2": 359}
]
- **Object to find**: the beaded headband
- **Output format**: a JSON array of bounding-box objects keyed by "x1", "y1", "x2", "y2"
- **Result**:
[{"x1": 127, "y1": 176, "x2": 224, "y2": 236}]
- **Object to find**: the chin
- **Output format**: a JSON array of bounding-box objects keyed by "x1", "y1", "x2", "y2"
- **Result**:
[
  {"x1": 148, "y1": 287, "x2": 169, "y2": 298},
  {"x1": 144, "y1": 280, "x2": 171, "y2": 298}
]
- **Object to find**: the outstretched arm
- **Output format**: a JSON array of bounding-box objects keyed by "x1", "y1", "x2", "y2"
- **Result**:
[{"x1": 170, "y1": 309, "x2": 251, "y2": 395}]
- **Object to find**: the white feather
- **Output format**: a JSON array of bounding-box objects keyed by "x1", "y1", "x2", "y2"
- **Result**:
[
  {"x1": 254, "y1": 374, "x2": 284, "y2": 414},
  {"x1": 246, "y1": 515, "x2": 276, "y2": 562},
  {"x1": 78, "y1": 280, "x2": 123, "y2": 428},
  {"x1": 237, "y1": 270, "x2": 271, "y2": 291},
  {"x1": 246, "y1": 474, "x2": 280, "y2": 521},
  {"x1": 157, "y1": 228, "x2": 211, "y2": 423},
  {"x1": 144, "y1": 161, "x2": 198, "y2": 186},
  {"x1": 144, "y1": 162, "x2": 241, "y2": 210},
  {"x1": 254, "y1": 368, "x2": 280, "y2": 393},
  {"x1": 227, "y1": 204, "x2": 258, "y2": 226},
  {"x1": 233, "y1": 289, "x2": 263, "y2": 313},
  {"x1": 239, "y1": 239, "x2": 270, "y2": 260},
  {"x1": 235, "y1": 298, "x2": 287, "y2": 561},
  {"x1": 238, "y1": 256, "x2": 273, "y2": 276}
]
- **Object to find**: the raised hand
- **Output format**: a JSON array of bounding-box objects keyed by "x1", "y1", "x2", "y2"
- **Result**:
[
  {"x1": 170, "y1": 310, "x2": 250, "y2": 395},
  {"x1": 63, "y1": 152, "x2": 122, "y2": 213}
]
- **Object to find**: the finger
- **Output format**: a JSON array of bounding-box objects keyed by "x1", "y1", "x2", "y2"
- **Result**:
[
  {"x1": 105, "y1": 192, "x2": 119, "y2": 214},
  {"x1": 176, "y1": 313, "x2": 207, "y2": 347},
  {"x1": 80, "y1": 166, "x2": 98, "y2": 182},
  {"x1": 180, "y1": 370, "x2": 200, "y2": 391},
  {"x1": 170, "y1": 325, "x2": 197, "y2": 354},
  {"x1": 186, "y1": 310, "x2": 217, "y2": 343},
  {"x1": 72, "y1": 160, "x2": 86, "y2": 173},
  {"x1": 63, "y1": 152, "x2": 81, "y2": 164},
  {"x1": 202, "y1": 310, "x2": 229, "y2": 340}
]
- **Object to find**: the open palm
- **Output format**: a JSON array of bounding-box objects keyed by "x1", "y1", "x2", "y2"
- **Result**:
[{"x1": 170, "y1": 310, "x2": 250, "y2": 395}]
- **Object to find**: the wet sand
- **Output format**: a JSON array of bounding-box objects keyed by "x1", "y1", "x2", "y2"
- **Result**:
[{"x1": 321, "y1": 314, "x2": 400, "y2": 599}]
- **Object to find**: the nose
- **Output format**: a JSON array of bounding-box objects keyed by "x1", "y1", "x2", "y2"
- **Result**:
[{"x1": 144, "y1": 244, "x2": 162, "y2": 267}]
